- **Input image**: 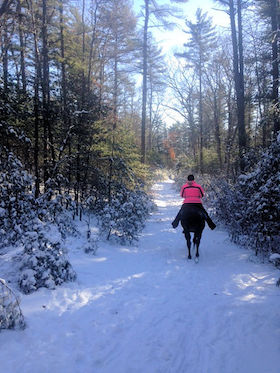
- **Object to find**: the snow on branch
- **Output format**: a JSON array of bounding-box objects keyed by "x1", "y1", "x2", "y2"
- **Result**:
[{"x1": 0, "y1": 278, "x2": 25, "y2": 331}]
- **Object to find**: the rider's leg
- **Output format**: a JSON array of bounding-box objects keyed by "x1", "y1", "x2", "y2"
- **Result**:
[
  {"x1": 172, "y1": 209, "x2": 181, "y2": 228},
  {"x1": 199, "y1": 205, "x2": 216, "y2": 230},
  {"x1": 172, "y1": 205, "x2": 184, "y2": 228}
]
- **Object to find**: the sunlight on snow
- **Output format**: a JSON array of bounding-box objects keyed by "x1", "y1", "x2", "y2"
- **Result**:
[
  {"x1": 233, "y1": 273, "x2": 273, "y2": 291},
  {"x1": 152, "y1": 184, "x2": 164, "y2": 191},
  {"x1": 233, "y1": 274, "x2": 259, "y2": 289},
  {"x1": 149, "y1": 217, "x2": 172, "y2": 223},
  {"x1": 239, "y1": 293, "x2": 266, "y2": 302},
  {"x1": 154, "y1": 199, "x2": 167, "y2": 207},
  {"x1": 47, "y1": 273, "x2": 146, "y2": 315},
  {"x1": 90, "y1": 257, "x2": 107, "y2": 262},
  {"x1": 119, "y1": 248, "x2": 139, "y2": 253},
  {"x1": 231, "y1": 272, "x2": 277, "y2": 303}
]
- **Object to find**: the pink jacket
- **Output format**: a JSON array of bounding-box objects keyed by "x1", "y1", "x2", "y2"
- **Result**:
[{"x1": 180, "y1": 181, "x2": 205, "y2": 204}]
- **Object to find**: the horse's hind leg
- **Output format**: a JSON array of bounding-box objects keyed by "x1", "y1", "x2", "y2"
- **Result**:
[
  {"x1": 194, "y1": 232, "x2": 202, "y2": 258},
  {"x1": 184, "y1": 231, "x2": 192, "y2": 259}
]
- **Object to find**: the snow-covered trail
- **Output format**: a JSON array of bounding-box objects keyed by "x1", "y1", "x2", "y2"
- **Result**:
[{"x1": 1, "y1": 180, "x2": 280, "y2": 373}]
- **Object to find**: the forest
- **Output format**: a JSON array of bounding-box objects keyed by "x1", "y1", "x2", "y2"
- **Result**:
[{"x1": 0, "y1": 0, "x2": 280, "y2": 329}]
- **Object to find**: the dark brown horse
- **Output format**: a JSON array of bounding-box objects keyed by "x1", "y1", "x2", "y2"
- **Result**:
[{"x1": 180, "y1": 204, "x2": 206, "y2": 262}]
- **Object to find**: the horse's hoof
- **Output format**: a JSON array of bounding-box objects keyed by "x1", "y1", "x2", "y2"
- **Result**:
[
  {"x1": 194, "y1": 257, "x2": 199, "y2": 263},
  {"x1": 188, "y1": 255, "x2": 192, "y2": 260}
]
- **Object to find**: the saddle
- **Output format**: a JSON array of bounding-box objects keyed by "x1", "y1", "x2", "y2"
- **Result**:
[{"x1": 181, "y1": 203, "x2": 206, "y2": 220}]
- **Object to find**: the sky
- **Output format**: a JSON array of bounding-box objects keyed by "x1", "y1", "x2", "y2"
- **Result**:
[
  {"x1": 132, "y1": 0, "x2": 230, "y2": 127},
  {"x1": 133, "y1": 0, "x2": 230, "y2": 55}
]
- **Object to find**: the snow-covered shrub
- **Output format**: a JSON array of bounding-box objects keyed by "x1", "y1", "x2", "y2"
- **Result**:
[
  {"x1": 0, "y1": 147, "x2": 35, "y2": 249},
  {"x1": 84, "y1": 236, "x2": 99, "y2": 255},
  {"x1": 19, "y1": 229, "x2": 76, "y2": 294},
  {"x1": 0, "y1": 278, "x2": 25, "y2": 331},
  {"x1": 0, "y1": 146, "x2": 77, "y2": 292},
  {"x1": 98, "y1": 188, "x2": 154, "y2": 244},
  {"x1": 213, "y1": 179, "x2": 244, "y2": 243},
  {"x1": 37, "y1": 177, "x2": 79, "y2": 240},
  {"x1": 269, "y1": 253, "x2": 280, "y2": 267},
  {"x1": 214, "y1": 136, "x2": 280, "y2": 257}
]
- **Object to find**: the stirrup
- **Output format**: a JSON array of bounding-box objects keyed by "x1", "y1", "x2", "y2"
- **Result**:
[
  {"x1": 172, "y1": 220, "x2": 179, "y2": 228},
  {"x1": 208, "y1": 221, "x2": 216, "y2": 230}
]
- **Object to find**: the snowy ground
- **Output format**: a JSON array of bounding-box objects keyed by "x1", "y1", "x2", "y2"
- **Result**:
[{"x1": 1, "y1": 179, "x2": 280, "y2": 373}]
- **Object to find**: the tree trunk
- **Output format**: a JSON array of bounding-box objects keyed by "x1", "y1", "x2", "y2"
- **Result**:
[
  {"x1": 17, "y1": 0, "x2": 26, "y2": 93},
  {"x1": 229, "y1": 0, "x2": 246, "y2": 171},
  {"x1": 29, "y1": 0, "x2": 41, "y2": 197},
  {"x1": 141, "y1": 0, "x2": 149, "y2": 163},
  {"x1": 42, "y1": 0, "x2": 51, "y2": 187},
  {"x1": 225, "y1": 85, "x2": 234, "y2": 179},
  {"x1": 34, "y1": 49, "x2": 40, "y2": 198},
  {"x1": 213, "y1": 93, "x2": 222, "y2": 170},
  {"x1": 57, "y1": 0, "x2": 72, "y2": 193},
  {"x1": 198, "y1": 58, "x2": 204, "y2": 174},
  {"x1": 271, "y1": 0, "x2": 280, "y2": 137},
  {"x1": 75, "y1": 0, "x2": 86, "y2": 215},
  {"x1": 59, "y1": 0, "x2": 67, "y2": 117},
  {"x1": 2, "y1": 20, "x2": 9, "y2": 94},
  {"x1": 113, "y1": 34, "x2": 118, "y2": 129},
  {"x1": 148, "y1": 77, "x2": 153, "y2": 151},
  {"x1": 88, "y1": 1, "x2": 98, "y2": 91}
]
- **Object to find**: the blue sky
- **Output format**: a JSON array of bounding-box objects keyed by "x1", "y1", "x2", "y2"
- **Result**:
[
  {"x1": 132, "y1": 0, "x2": 229, "y2": 55},
  {"x1": 132, "y1": 0, "x2": 230, "y2": 126}
]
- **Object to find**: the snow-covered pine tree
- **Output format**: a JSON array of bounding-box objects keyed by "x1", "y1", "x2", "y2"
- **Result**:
[
  {"x1": 19, "y1": 229, "x2": 76, "y2": 293},
  {"x1": 36, "y1": 176, "x2": 79, "y2": 240},
  {"x1": 98, "y1": 187, "x2": 154, "y2": 244},
  {"x1": 0, "y1": 147, "x2": 35, "y2": 249},
  {"x1": 214, "y1": 135, "x2": 280, "y2": 256},
  {"x1": 0, "y1": 146, "x2": 77, "y2": 293}
]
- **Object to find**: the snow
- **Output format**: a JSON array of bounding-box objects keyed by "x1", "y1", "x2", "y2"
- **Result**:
[
  {"x1": 1, "y1": 179, "x2": 280, "y2": 373},
  {"x1": 270, "y1": 253, "x2": 280, "y2": 262}
]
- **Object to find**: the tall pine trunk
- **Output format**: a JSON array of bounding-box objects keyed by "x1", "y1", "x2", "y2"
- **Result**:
[
  {"x1": 42, "y1": 0, "x2": 50, "y2": 187},
  {"x1": 148, "y1": 78, "x2": 153, "y2": 152},
  {"x1": 198, "y1": 59, "x2": 204, "y2": 174},
  {"x1": 88, "y1": 0, "x2": 98, "y2": 91},
  {"x1": 59, "y1": 0, "x2": 67, "y2": 120},
  {"x1": 2, "y1": 19, "x2": 9, "y2": 94},
  {"x1": 28, "y1": 0, "x2": 41, "y2": 197},
  {"x1": 17, "y1": 0, "x2": 26, "y2": 93},
  {"x1": 229, "y1": 0, "x2": 246, "y2": 171},
  {"x1": 213, "y1": 93, "x2": 222, "y2": 170},
  {"x1": 271, "y1": 0, "x2": 280, "y2": 137},
  {"x1": 141, "y1": 0, "x2": 149, "y2": 163}
]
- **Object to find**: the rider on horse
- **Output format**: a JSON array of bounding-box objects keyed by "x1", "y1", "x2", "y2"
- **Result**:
[{"x1": 172, "y1": 174, "x2": 216, "y2": 230}]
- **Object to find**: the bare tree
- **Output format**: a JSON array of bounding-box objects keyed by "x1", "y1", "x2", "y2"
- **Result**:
[
  {"x1": 176, "y1": 8, "x2": 216, "y2": 173},
  {"x1": 139, "y1": 0, "x2": 188, "y2": 163}
]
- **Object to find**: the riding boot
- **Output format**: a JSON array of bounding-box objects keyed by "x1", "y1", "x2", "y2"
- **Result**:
[
  {"x1": 172, "y1": 210, "x2": 181, "y2": 228},
  {"x1": 206, "y1": 217, "x2": 216, "y2": 230},
  {"x1": 199, "y1": 205, "x2": 216, "y2": 230},
  {"x1": 172, "y1": 214, "x2": 180, "y2": 228}
]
